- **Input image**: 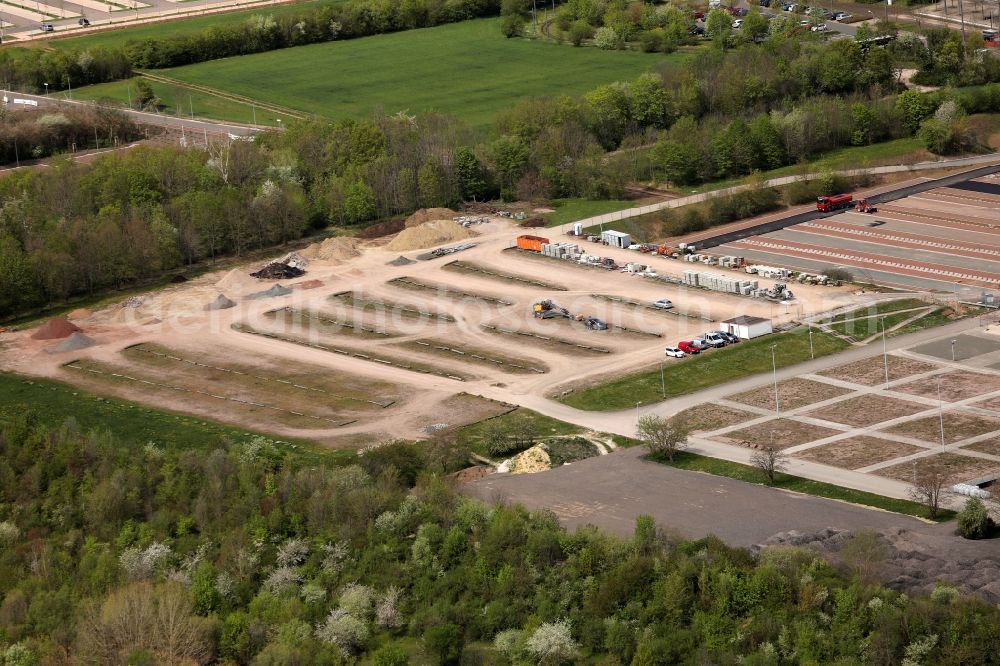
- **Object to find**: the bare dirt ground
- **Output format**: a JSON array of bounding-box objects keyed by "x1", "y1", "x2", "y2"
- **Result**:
[
  {"x1": 881, "y1": 411, "x2": 1000, "y2": 445},
  {"x1": 684, "y1": 404, "x2": 758, "y2": 432},
  {"x1": 793, "y1": 436, "x2": 924, "y2": 470},
  {"x1": 816, "y1": 355, "x2": 940, "y2": 386},
  {"x1": 2, "y1": 216, "x2": 864, "y2": 445},
  {"x1": 727, "y1": 377, "x2": 852, "y2": 412},
  {"x1": 893, "y1": 370, "x2": 1000, "y2": 402},
  {"x1": 965, "y1": 437, "x2": 1000, "y2": 457},
  {"x1": 805, "y1": 394, "x2": 931, "y2": 428},
  {"x1": 877, "y1": 452, "x2": 1000, "y2": 485},
  {"x1": 715, "y1": 418, "x2": 843, "y2": 449}
]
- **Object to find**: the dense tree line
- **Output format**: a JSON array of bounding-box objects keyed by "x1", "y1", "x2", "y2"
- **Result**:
[{"x1": 0, "y1": 414, "x2": 999, "y2": 664}]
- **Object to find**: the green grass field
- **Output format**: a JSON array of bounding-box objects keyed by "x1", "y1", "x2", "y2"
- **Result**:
[
  {"x1": 49, "y1": 0, "x2": 340, "y2": 51},
  {"x1": 71, "y1": 77, "x2": 301, "y2": 126},
  {"x1": 541, "y1": 197, "x2": 636, "y2": 227},
  {"x1": 560, "y1": 327, "x2": 851, "y2": 411},
  {"x1": 103, "y1": 18, "x2": 668, "y2": 127}
]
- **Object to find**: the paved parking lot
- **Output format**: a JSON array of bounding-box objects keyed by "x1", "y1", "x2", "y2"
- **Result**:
[{"x1": 466, "y1": 446, "x2": 924, "y2": 546}]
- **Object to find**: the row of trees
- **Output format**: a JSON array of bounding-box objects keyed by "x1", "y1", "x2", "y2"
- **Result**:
[
  {"x1": 1, "y1": 411, "x2": 999, "y2": 664},
  {"x1": 0, "y1": 106, "x2": 141, "y2": 165}
]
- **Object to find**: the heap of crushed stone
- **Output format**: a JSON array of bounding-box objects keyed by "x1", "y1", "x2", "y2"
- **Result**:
[
  {"x1": 404, "y1": 207, "x2": 456, "y2": 228},
  {"x1": 247, "y1": 284, "x2": 293, "y2": 300},
  {"x1": 388, "y1": 255, "x2": 416, "y2": 266},
  {"x1": 205, "y1": 294, "x2": 237, "y2": 311},
  {"x1": 49, "y1": 332, "x2": 97, "y2": 353}
]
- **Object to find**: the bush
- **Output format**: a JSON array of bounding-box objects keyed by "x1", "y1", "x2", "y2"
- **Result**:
[
  {"x1": 501, "y1": 13, "x2": 526, "y2": 37},
  {"x1": 822, "y1": 267, "x2": 853, "y2": 282},
  {"x1": 373, "y1": 645, "x2": 409, "y2": 666},
  {"x1": 956, "y1": 498, "x2": 994, "y2": 539},
  {"x1": 593, "y1": 26, "x2": 622, "y2": 50},
  {"x1": 424, "y1": 624, "x2": 464, "y2": 666},
  {"x1": 569, "y1": 20, "x2": 593, "y2": 46}
]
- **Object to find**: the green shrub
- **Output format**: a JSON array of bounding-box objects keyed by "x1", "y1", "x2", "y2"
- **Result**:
[{"x1": 956, "y1": 497, "x2": 994, "y2": 539}]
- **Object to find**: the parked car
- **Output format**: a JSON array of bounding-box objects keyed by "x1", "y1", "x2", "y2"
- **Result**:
[
  {"x1": 689, "y1": 25, "x2": 705, "y2": 35},
  {"x1": 694, "y1": 10, "x2": 706, "y2": 18},
  {"x1": 718, "y1": 330, "x2": 740, "y2": 344},
  {"x1": 40, "y1": 23, "x2": 54, "y2": 31},
  {"x1": 665, "y1": 346, "x2": 686, "y2": 358},
  {"x1": 677, "y1": 340, "x2": 701, "y2": 354},
  {"x1": 584, "y1": 317, "x2": 608, "y2": 330},
  {"x1": 653, "y1": 298, "x2": 674, "y2": 309},
  {"x1": 733, "y1": 18, "x2": 743, "y2": 28},
  {"x1": 759, "y1": 0, "x2": 772, "y2": 6},
  {"x1": 811, "y1": 22, "x2": 827, "y2": 31},
  {"x1": 834, "y1": 11, "x2": 851, "y2": 20},
  {"x1": 78, "y1": 17, "x2": 90, "y2": 25},
  {"x1": 690, "y1": 337, "x2": 710, "y2": 351},
  {"x1": 702, "y1": 332, "x2": 728, "y2": 348}
]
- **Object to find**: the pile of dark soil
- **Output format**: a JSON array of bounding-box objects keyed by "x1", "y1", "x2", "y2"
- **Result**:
[
  {"x1": 358, "y1": 219, "x2": 405, "y2": 239},
  {"x1": 170, "y1": 274, "x2": 188, "y2": 284},
  {"x1": 251, "y1": 263, "x2": 306, "y2": 280},
  {"x1": 31, "y1": 317, "x2": 81, "y2": 340},
  {"x1": 520, "y1": 217, "x2": 547, "y2": 228}
]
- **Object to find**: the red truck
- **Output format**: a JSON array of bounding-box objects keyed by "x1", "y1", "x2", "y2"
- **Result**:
[{"x1": 816, "y1": 193, "x2": 853, "y2": 212}]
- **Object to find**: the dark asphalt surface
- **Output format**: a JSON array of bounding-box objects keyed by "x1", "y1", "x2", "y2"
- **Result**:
[{"x1": 466, "y1": 447, "x2": 930, "y2": 547}]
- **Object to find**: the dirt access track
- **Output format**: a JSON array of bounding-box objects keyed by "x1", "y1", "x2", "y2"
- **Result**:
[{"x1": 1, "y1": 215, "x2": 871, "y2": 445}]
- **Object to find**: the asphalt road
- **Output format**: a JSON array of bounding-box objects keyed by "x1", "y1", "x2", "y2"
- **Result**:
[
  {"x1": 3, "y1": 90, "x2": 261, "y2": 137},
  {"x1": 466, "y1": 446, "x2": 929, "y2": 545}
]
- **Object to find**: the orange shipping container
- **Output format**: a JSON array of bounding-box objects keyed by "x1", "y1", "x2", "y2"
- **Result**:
[{"x1": 516, "y1": 235, "x2": 550, "y2": 252}]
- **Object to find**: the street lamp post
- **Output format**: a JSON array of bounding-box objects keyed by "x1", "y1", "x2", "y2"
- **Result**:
[
  {"x1": 770, "y1": 344, "x2": 780, "y2": 415},
  {"x1": 938, "y1": 374, "x2": 945, "y2": 447},
  {"x1": 635, "y1": 401, "x2": 641, "y2": 427},
  {"x1": 950, "y1": 338, "x2": 957, "y2": 362},
  {"x1": 43, "y1": 82, "x2": 48, "y2": 96},
  {"x1": 660, "y1": 361, "x2": 665, "y2": 398},
  {"x1": 880, "y1": 316, "x2": 889, "y2": 390},
  {"x1": 808, "y1": 325, "x2": 814, "y2": 359}
]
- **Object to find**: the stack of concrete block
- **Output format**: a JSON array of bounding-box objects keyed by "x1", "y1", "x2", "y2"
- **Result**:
[
  {"x1": 541, "y1": 242, "x2": 580, "y2": 259},
  {"x1": 682, "y1": 270, "x2": 757, "y2": 295}
]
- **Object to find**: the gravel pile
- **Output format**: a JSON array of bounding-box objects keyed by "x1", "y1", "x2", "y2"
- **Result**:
[
  {"x1": 247, "y1": 284, "x2": 293, "y2": 300},
  {"x1": 50, "y1": 332, "x2": 97, "y2": 353},
  {"x1": 205, "y1": 294, "x2": 237, "y2": 311}
]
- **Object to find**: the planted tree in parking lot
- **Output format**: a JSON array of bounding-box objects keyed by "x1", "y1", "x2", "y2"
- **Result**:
[
  {"x1": 750, "y1": 446, "x2": 788, "y2": 485},
  {"x1": 908, "y1": 463, "x2": 947, "y2": 519},
  {"x1": 636, "y1": 414, "x2": 689, "y2": 462}
]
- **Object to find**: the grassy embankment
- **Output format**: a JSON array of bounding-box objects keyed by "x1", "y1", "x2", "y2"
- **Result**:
[
  {"x1": 0, "y1": 372, "x2": 346, "y2": 463},
  {"x1": 560, "y1": 327, "x2": 851, "y2": 411},
  {"x1": 824, "y1": 298, "x2": 987, "y2": 339},
  {"x1": 72, "y1": 18, "x2": 670, "y2": 128}
]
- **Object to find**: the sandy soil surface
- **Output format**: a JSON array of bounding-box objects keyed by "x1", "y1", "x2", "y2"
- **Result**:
[
  {"x1": 880, "y1": 412, "x2": 1000, "y2": 445},
  {"x1": 805, "y1": 394, "x2": 931, "y2": 428},
  {"x1": 794, "y1": 436, "x2": 924, "y2": 470},
  {"x1": 0, "y1": 217, "x2": 883, "y2": 446},
  {"x1": 877, "y1": 452, "x2": 1000, "y2": 485},
  {"x1": 714, "y1": 418, "x2": 843, "y2": 449},
  {"x1": 727, "y1": 377, "x2": 852, "y2": 412},
  {"x1": 895, "y1": 370, "x2": 1000, "y2": 402},
  {"x1": 816, "y1": 355, "x2": 940, "y2": 386}
]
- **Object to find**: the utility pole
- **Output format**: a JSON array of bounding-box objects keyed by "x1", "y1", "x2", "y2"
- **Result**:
[
  {"x1": 938, "y1": 375, "x2": 945, "y2": 447},
  {"x1": 959, "y1": 0, "x2": 966, "y2": 39},
  {"x1": 770, "y1": 345, "x2": 780, "y2": 415},
  {"x1": 660, "y1": 361, "x2": 665, "y2": 398},
  {"x1": 881, "y1": 316, "x2": 889, "y2": 390},
  {"x1": 808, "y1": 325, "x2": 814, "y2": 359}
]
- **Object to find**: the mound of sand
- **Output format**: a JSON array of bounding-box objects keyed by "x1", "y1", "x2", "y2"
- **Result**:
[
  {"x1": 247, "y1": 284, "x2": 292, "y2": 300},
  {"x1": 509, "y1": 446, "x2": 551, "y2": 474},
  {"x1": 50, "y1": 332, "x2": 97, "y2": 353},
  {"x1": 291, "y1": 279, "x2": 324, "y2": 290},
  {"x1": 301, "y1": 237, "x2": 361, "y2": 263},
  {"x1": 216, "y1": 268, "x2": 258, "y2": 293},
  {"x1": 205, "y1": 294, "x2": 237, "y2": 311},
  {"x1": 31, "y1": 317, "x2": 81, "y2": 340},
  {"x1": 386, "y1": 219, "x2": 476, "y2": 252},
  {"x1": 67, "y1": 308, "x2": 92, "y2": 320},
  {"x1": 405, "y1": 207, "x2": 456, "y2": 228}
]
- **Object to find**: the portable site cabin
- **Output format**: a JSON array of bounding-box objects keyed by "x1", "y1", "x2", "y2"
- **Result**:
[
  {"x1": 601, "y1": 230, "x2": 631, "y2": 248},
  {"x1": 721, "y1": 315, "x2": 773, "y2": 340}
]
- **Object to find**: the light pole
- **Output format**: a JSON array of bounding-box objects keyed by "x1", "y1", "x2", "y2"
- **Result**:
[
  {"x1": 660, "y1": 361, "x2": 665, "y2": 398},
  {"x1": 880, "y1": 316, "x2": 889, "y2": 390},
  {"x1": 938, "y1": 374, "x2": 945, "y2": 447},
  {"x1": 950, "y1": 338, "x2": 957, "y2": 362},
  {"x1": 770, "y1": 344, "x2": 780, "y2": 415},
  {"x1": 808, "y1": 325, "x2": 814, "y2": 359},
  {"x1": 635, "y1": 401, "x2": 641, "y2": 428},
  {"x1": 43, "y1": 82, "x2": 48, "y2": 96}
]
